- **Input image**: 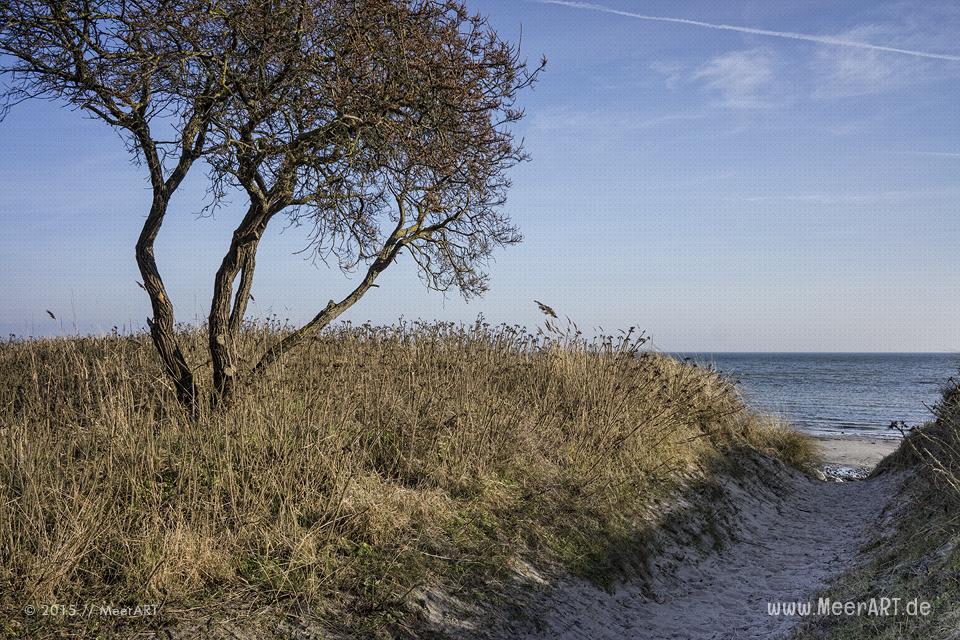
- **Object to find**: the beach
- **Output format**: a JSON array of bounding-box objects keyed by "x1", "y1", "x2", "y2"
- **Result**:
[{"x1": 814, "y1": 435, "x2": 901, "y2": 469}]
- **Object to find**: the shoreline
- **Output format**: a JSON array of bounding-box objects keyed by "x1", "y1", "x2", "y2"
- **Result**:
[{"x1": 812, "y1": 434, "x2": 901, "y2": 469}]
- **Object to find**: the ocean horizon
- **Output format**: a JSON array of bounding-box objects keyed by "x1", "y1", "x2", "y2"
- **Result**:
[{"x1": 673, "y1": 352, "x2": 960, "y2": 439}]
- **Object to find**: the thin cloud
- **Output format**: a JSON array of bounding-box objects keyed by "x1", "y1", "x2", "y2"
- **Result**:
[
  {"x1": 899, "y1": 150, "x2": 960, "y2": 158},
  {"x1": 740, "y1": 187, "x2": 960, "y2": 204},
  {"x1": 694, "y1": 49, "x2": 779, "y2": 108},
  {"x1": 535, "y1": 0, "x2": 960, "y2": 62},
  {"x1": 808, "y1": 24, "x2": 955, "y2": 99}
]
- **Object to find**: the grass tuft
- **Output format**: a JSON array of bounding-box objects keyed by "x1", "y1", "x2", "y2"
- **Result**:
[{"x1": 741, "y1": 415, "x2": 822, "y2": 472}]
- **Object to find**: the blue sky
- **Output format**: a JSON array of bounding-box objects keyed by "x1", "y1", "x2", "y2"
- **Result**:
[{"x1": 1, "y1": 0, "x2": 959, "y2": 351}]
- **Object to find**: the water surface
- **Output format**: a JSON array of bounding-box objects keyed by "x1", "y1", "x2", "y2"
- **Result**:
[{"x1": 677, "y1": 353, "x2": 960, "y2": 439}]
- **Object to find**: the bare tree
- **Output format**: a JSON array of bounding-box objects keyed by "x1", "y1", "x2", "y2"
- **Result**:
[
  {"x1": 198, "y1": 0, "x2": 542, "y2": 403},
  {"x1": 0, "y1": 0, "x2": 233, "y2": 414},
  {"x1": 2, "y1": 0, "x2": 542, "y2": 410}
]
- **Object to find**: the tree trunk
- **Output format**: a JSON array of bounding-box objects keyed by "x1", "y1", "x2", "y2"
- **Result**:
[
  {"x1": 250, "y1": 248, "x2": 402, "y2": 380},
  {"x1": 209, "y1": 202, "x2": 270, "y2": 407},
  {"x1": 136, "y1": 194, "x2": 197, "y2": 417},
  {"x1": 229, "y1": 250, "x2": 256, "y2": 334}
]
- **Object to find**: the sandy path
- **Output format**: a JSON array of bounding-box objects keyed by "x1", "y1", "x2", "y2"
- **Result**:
[{"x1": 506, "y1": 469, "x2": 900, "y2": 640}]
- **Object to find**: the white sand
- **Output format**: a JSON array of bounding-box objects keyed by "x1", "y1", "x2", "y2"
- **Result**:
[
  {"x1": 472, "y1": 452, "x2": 903, "y2": 640},
  {"x1": 814, "y1": 435, "x2": 901, "y2": 469}
]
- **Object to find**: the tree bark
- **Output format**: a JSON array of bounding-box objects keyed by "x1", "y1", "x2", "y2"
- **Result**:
[
  {"x1": 128, "y1": 110, "x2": 210, "y2": 418},
  {"x1": 229, "y1": 250, "x2": 256, "y2": 334},
  {"x1": 209, "y1": 201, "x2": 271, "y2": 406},
  {"x1": 136, "y1": 193, "x2": 197, "y2": 416}
]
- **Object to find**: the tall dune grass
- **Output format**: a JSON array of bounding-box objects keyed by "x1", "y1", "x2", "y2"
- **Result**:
[
  {"x1": 0, "y1": 320, "x2": 815, "y2": 636},
  {"x1": 878, "y1": 377, "x2": 960, "y2": 496}
]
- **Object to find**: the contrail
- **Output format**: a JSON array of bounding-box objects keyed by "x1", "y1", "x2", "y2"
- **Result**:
[{"x1": 535, "y1": 0, "x2": 960, "y2": 62}]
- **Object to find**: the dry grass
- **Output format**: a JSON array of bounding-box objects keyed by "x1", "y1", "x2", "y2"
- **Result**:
[
  {"x1": 876, "y1": 383, "x2": 960, "y2": 496},
  {"x1": 741, "y1": 416, "x2": 822, "y2": 473},
  {"x1": 0, "y1": 320, "x2": 816, "y2": 637}
]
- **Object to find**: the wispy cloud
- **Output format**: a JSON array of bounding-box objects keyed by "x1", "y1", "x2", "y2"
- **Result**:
[
  {"x1": 739, "y1": 186, "x2": 960, "y2": 205},
  {"x1": 534, "y1": 0, "x2": 960, "y2": 62},
  {"x1": 648, "y1": 61, "x2": 685, "y2": 90},
  {"x1": 808, "y1": 24, "x2": 952, "y2": 98},
  {"x1": 897, "y1": 150, "x2": 960, "y2": 158},
  {"x1": 693, "y1": 50, "x2": 780, "y2": 109}
]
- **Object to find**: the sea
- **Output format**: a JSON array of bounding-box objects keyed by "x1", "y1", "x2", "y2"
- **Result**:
[{"x1": 677, "y1": 353, "x2": 960, "y2": 440}]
